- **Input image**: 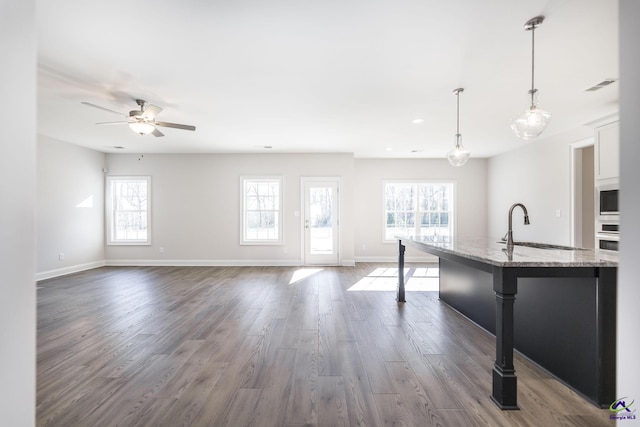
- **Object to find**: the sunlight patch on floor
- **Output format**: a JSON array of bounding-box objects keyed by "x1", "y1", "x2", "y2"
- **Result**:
[
  {"x1": 348, "y1": 267, "x2": 439, "y2": 291},
  {"x1": 289, "y1": 268, "x2": 324, "y2": 284}
]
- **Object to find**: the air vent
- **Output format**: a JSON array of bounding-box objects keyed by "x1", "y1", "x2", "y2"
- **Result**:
[{"x1": 585, "y1": 79, "x2": 617, "y2": 92}]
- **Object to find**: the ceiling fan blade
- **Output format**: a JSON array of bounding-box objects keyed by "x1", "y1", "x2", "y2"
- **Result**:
[
  {"x1": 142, "y1": 104, "x2": 163, "y2": 119},
  {"x1": 155, "y1": 121, "x2": 196, "y2": 131},
  {"x1": 152, "y1": 128, "x2": 165, "y2": 137},
  {"x1": 96, "y1": 121, "x2": 129, "y2": 125},
  {"x1": 81, "y1": 102, "x2": 125, "y2": 116}
]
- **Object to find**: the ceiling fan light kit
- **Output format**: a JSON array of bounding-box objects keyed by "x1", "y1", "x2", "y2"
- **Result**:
[
  {"x1": 446, "y1": 88, "x2": 471, "y2": 167},
  {"x1": 129, "y1": 121, "x2": 155, "y2": 135},
  {"x1": 82, "y1": 98, "x2": 196, "y2": 137},
  {"x1": 511, "y1": 15, "x2": 551, "y2": 140}
]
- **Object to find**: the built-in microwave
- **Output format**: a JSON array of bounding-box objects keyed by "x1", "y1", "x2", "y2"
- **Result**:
[{"x1": 597, "y1": 184, "x2": 619, "y2": 219}]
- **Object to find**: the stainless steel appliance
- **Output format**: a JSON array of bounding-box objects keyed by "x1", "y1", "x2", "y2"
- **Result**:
[
  {"x1": 595, "y1": 221, "x2": 619, "y2": 252},
  {"x1": 595, "y1": 182, "x2": 619, "y2": 252},
  {"x1": 596, "y1": 183, "x2": 619, "y2": 219}
]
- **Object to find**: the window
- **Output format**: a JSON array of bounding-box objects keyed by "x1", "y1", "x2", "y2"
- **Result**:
[
  {"x1": 383, "y1": 181, "x2": 454, "y2": 242},
  {"x1": 106, "y1": 176, "x2": 151, "y2": 245},
  {"x1": 241, "y1": 176, "x2": 283, "y2": 245}
]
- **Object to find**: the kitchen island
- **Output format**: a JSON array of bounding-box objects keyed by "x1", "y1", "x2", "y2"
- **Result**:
[{"x1": 396, "y1": 236, "x2": 618, "y2": 409}]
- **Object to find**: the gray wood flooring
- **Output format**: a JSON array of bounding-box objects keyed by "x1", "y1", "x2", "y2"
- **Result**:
[{"x1": 37, "y1": 265, "x2": 614, "y2": 426}]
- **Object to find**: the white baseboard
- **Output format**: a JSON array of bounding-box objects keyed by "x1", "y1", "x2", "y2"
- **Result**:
[
  {"x1": 36, "y1": 258, "x2": 433, "y2": 281},
  {"x1": 105, "y1": 259, "x2": 303, "y2": 267},
  {"x1": 36, "y1": 260, "x2": 107, "y2": 281}
]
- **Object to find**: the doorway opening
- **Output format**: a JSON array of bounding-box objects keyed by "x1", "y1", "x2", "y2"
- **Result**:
[{"x1": 571, "y1": 139, "x2": 595, "y2": 249}]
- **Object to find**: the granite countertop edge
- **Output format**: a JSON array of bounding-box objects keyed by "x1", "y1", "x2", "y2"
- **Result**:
[{"x1": 398, "y1": 236, "x2": 619, "y2": 268}]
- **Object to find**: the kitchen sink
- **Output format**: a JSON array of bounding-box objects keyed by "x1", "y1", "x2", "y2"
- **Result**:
[{"x1": 497, "y1": 241, "x2": 586, "y2": 250}]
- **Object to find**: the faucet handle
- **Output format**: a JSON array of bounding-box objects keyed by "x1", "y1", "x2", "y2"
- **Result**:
[{"x1": 501, "y1": 231, "x2": 508, "y2": 241}]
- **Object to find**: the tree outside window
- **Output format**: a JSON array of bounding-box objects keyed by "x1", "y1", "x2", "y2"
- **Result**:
[
  {"x1": 107, "y1": 176, "x2": 151, "y2": 245},
  {"x1": 241, "y1": 177, "x2": 283, "y2": 244},
  {"x1": 384, "y1": 182, "x2": 453, "y2": 242}
]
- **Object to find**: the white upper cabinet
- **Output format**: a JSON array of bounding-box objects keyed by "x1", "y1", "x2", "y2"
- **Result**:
[{"x1": 595, "y1": 121, "x2": 619, "y2": 182}]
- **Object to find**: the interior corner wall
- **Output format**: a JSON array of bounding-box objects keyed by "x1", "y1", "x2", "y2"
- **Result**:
[
  {"x1": 0, "y1": 0, "x2": 36, "y2": 425},
  {"x1": 36, "y1": 135, "x2": 106, "y2": 279},
  {"x1": 618, "y1": 0, "x2": 640, "y2": 421},
  {"x1": 104, "y1": 153, "x2": 355, "y2": 265},
  {"x1": 353, "y1": 158, "x2": 487, "y2": 262},
  {"x1": 487, "y1": 128, "x2": 594, "y2": 246}
]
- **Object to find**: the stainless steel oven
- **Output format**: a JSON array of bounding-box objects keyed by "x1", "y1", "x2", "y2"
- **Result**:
[{"x1": 595, "y1": 221, "x2": 619, "y2": 252}]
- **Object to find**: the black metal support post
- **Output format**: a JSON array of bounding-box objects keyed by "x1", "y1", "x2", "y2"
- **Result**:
[
  {"x1": 397, "y1": 240, "x2": 406, "y2": 302},
  {"x1": 491, "y1": 267, "x2": 519, "y2": 410}
]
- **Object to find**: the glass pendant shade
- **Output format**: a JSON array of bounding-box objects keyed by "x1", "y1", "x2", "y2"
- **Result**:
[
  {"x1": 447, "y1": 135, "x2": 470, "y2": 167},
  {"x1": 511, "y1": 105, "x2": 552, "y2": 140},
  {"x1": 129, "y1": 121, "x2": 155, "y2": 135},
  {"x1": 511, "y1": 89, "x2": 551, "y2": 139}
]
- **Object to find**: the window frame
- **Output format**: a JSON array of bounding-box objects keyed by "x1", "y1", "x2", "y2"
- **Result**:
[
  {"x1": 382, "y1": 180, "x2": 456, "y2": 243},
  {"x1": 106, "y1": 176, "x2": 152, "y2": 246},
  {"x1": 240, "y1": 176, "x2": 284, "y2": 245}
]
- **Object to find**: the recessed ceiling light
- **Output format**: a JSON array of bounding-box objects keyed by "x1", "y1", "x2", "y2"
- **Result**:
[
  {"x1": 412, "y1": 118, "x2": 424, "y2": 124},
  {"x1": 386, "y1": 147, "x2": 393, "y2": 151},
  {"x1": 411, "y1": 149, "x2": 423, "y2": 153},
  {"x1": 113, "y1": 146, "x2": 125, "y2": 149},
  {"x1": 264, "y1": 145, "x2": 273, "y2": 149}
]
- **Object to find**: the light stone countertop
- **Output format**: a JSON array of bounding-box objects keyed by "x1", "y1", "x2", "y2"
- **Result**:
[{"x1": 398, "y1": 235, "x2": 619, "y2": 268}]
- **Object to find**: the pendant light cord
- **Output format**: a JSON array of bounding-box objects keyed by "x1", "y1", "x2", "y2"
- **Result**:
[
  {"x1": 454, "y1": 88, "x2": 463, "y2": 147},
  {"x1": 456, "y1": 90, "x2": 460, "y2": 137},
  {"x1": 530, "y1": 23, "x2": 537, "y2": 107}
]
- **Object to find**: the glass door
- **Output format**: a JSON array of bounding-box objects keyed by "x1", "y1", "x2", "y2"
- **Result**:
[{"x1": 302, "y1": 178, "x2": 339, "y2": 265}]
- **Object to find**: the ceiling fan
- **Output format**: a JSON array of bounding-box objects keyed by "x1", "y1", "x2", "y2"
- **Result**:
[{"x1": 81, "y1": 99, "x2": 196, "y2": 137}]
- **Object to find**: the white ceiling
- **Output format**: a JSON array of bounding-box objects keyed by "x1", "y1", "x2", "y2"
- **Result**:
[{"x1": 37, "y1": 0, "x2": 619, "y2": 158}]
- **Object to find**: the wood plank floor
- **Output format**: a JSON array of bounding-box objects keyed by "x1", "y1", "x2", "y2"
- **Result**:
[{"x1": 36, "y1": 265, "x2": 614, "y2": 426}]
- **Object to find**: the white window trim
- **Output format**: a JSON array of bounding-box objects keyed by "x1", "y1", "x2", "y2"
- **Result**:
[
  {"x1": 240, "y1": 176, "x2": 284, "y2": 245},
  {"x1": 106, "y1": 176, "x2": 152, "y2": 246},
  {"x1": 382, "y1": 180, "x2": 456, "y2": 243}
]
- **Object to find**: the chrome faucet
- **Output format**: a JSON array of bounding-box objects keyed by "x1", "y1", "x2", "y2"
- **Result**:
[{"x1": 503, "y1": 203, "x2": 530, "y2": 247}]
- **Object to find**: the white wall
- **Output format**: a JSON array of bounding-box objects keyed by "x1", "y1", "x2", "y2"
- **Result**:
[
  {"x1": 37, "y1": 135, "x2": 106, "y2": 279},
  {"x1": 618, "y1": 1, "x2": 640, "y2": 424},
  {"x1": 353, "y1": 158, "x2": 487, "y2": 262},
  {"x1": 104, "y1": 153, "x2": 355, "y2": 265},
  {"x1": 487, "y1": 128, "x2": 594, "y2": 245},
  {"x1": 0, "y1": 0, "x2": 36, "y2": 425}
]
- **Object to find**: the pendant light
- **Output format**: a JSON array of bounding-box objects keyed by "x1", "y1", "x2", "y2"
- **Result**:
[
  {"x1": 511, "y1": 16, "x2": 551, "y2": 140},
  {"x1": 447, "y1": 88, "x2": 470, "y2": 167}
]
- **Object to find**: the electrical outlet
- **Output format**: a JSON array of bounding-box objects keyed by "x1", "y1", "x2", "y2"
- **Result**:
[
  {"x1": 159, "y1": 247, "x2": 165, "y2": 254},
  {"x1": 362, "y1": 244, "x2": 366, "y2": 251},
  {"x1": 58, "y1": 253, "x2": 65, "y2": 261},
  {"x1": 556, "y1": 209, "x2": 561, "y2": 218},
  {"x1": 283, "y1": 247, "x2": 288, "y2": 254}
]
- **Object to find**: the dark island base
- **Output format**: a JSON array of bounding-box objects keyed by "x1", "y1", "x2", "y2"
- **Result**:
[{"x1": 438, "y1": 257, "x2": 617, "y2": 408}]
